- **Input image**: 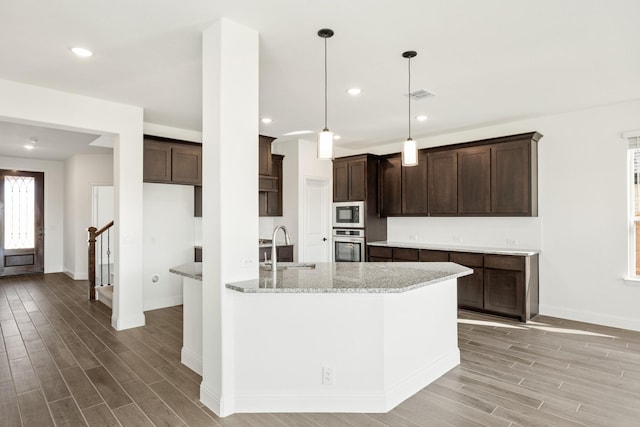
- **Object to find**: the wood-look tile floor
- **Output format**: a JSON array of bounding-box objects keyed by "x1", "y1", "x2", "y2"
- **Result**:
[{"x1": 2, "y1": 273, "x2": 640, "y2": 426}]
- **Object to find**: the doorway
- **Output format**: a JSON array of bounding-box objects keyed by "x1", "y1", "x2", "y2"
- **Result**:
[
  {"x1": 302, "y1": 177, "x2": 331, "y2": 262},
  {"x1": 0, "y1": 169, "x2": 45, "y2": 276}
]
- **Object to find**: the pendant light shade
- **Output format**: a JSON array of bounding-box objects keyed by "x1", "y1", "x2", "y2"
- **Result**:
[
  {"x1": 317, "y1": 28, "x2": 334, "y2": 159},
  {"x1": 402, "y1": 50, "x2": 418, "y2": 167}
]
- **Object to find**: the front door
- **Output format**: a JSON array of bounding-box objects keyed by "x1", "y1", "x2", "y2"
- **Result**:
[{"x1": 0, "y1": 170, "x2": 44, "y2": 276}]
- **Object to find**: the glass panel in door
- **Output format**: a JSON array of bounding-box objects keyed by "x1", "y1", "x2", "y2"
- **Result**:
[{"x1": 0, "y1": 170, "x2": 44, "y2": 276}]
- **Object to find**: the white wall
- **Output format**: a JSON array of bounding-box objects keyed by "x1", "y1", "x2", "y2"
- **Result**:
[
  {"x1": 143, "y1": 183, "x2": 194, "y2": 310},
  {"x1": 63, "y1": 154, "x2": 113, "y2": 279},
  {"x1": 0, "y1": 156, "x2": 64, "y2": 273},
  {"x1": 355, "y1": 99, "x2": 640, "y2": 331}
]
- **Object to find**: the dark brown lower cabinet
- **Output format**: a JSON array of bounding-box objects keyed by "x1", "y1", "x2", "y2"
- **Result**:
[
  {"x1": 483, "y1": 268, "x2": 524, "y2": 318},
  {"x1": 367, "y1": 245, "x2": 538, "y2": 321},
  {"x1": 450, "y1": 252, "x2": 484, "y2": 310},
  {"x1": 258, "y1": 245, "x2": 294, "y2": 263}
]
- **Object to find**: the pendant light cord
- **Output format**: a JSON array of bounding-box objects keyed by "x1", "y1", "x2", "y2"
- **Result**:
[
  {"x1": 408, "y1": 55, "x2": 412, "y2": 140},
  {"x1": 324, "y1": 36, "x2": 328, "y2": 131}
]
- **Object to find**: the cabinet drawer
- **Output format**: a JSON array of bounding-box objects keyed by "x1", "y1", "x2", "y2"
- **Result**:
[
  {"x1": 484, "y1": 254, "x2": 525, "y2": 271},
  {"x1": 368, "y1": 256, "x2": 391, "y2": 262},
  {"x1": 450, "y1": 252, "x2": 484, "y2": 268},
  {"x1": 368, "y1": 246, "x2": 392, "y2": 259},
  {"x1": 419, "y1": 250, "x2": 449, "y2": 262},
  {"x1": 393, "y1": 248, "x2": 419, "y2": 261}
]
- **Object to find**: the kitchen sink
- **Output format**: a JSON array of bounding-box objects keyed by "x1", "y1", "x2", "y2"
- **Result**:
[{"x1": 259, "y1": 262, "x2": 316, "y2": 270}]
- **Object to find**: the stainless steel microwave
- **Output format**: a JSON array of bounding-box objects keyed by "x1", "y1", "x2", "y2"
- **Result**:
[{"x1": 332, "y1": 201, "x2": 365, "y2": 228}]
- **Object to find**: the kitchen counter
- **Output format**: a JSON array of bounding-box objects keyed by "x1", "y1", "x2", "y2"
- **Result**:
[
  {"x1": 368, "y1": 240, "x2": 540, "y2": 256},
  {"x1": 226, "y1": 262, "x2": 471, "y2": 293},
  {"x1": 228, "y1": 260, "x2": 466, "y2": 413},
  {"x1": 169, "y1": 262, "x2": 202, "y2": 281}
]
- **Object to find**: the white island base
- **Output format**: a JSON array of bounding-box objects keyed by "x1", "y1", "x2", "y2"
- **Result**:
[{"x1": 230, "y1": 276, "x2": 460, "y2": 413}]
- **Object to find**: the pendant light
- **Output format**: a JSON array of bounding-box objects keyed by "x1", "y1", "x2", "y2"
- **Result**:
[
  {"x1": 317, "y1": 28, "x2": 334, "y2": 159},
  {"x1": 402, "y1": 50, "x2": 418, "y2": 167}
]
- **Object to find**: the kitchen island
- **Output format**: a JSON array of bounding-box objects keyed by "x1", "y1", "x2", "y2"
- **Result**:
[{"x1": 225, "y1": 261, "x2": 471, "y2": 413}]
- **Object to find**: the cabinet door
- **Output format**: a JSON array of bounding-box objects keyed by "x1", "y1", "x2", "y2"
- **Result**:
[
  {"x1": 402, "y1": 150, "x2": 428, "y2": 214},
  {"x1": 333, "y1": 161, "x2": 349, "y2": 202},
  {"x1": 276, "y1": 245, "x2": 294, "y2": 262},
  {"x1": 172, "y1": 145, "x2": 202, "y2": 185},
  {"x1": 484, "y1": 268, "x2": 525, "y2": 319},
  {"x1": 194, "y1": 186, "x2": 202, "y2": 217},
  {"x1": 458, "y1": 146, "x2": 491, "y2": 215},
  {"x1": 266, "y1": 155, "x2": 283, "y2": 216},
  {"x1": 143, "y1": 141, "x2": 172, "y2": 183},
  {"x1": 380, "y1": 154, "x2": 402, "y2": 216},
  {"x1": 392, "y1": 248, "x2": 419, "y2": 261},
  {"x1": 427, "y1": 151, "x2": 458, "y2": 215},
  {"x1": 458, "y1": 267, "x2": 484, "y2": 309},
  {"x1": 491, "y1": 140, "x2": 530, "y2": 215},
  {"x1": 348, "y1": 159, "x2": 367, "y2": 201},
  {"x1": 259, "y1": 135, "x2": 274, "y2": 176}
]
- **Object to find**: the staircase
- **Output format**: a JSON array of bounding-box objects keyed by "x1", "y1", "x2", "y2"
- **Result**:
[{"x1": 88, "y1": 221, "x2": 114, "y2": 305}]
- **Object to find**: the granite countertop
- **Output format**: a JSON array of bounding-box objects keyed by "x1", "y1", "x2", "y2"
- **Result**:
[
  {"x1": 226, "y1": 262, "x2": 472, "y2": 294},
  {"x1": 368, "y1": 241, "x2": 540, "y2": 256},
  {"x1": 170, "y1": 262, "x2": 202, "y2": 281}
]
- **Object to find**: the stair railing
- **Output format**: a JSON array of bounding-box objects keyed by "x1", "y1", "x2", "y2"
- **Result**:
[{"x1": 87, "y1": 220, "x2": 114, "y2": 300}]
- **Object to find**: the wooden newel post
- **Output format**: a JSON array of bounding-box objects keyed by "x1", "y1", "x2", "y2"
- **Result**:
[{"x1": 88, "y1": 226, "x2": 97, "y2": 300}]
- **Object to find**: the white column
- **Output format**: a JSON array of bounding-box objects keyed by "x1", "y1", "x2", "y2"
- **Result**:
[
  {"x1": 112, "y1": 126, "x2": 145, "y2": 330},
  {"x1": 200, "y1": 19, "x2": 259, "y2": 416}
]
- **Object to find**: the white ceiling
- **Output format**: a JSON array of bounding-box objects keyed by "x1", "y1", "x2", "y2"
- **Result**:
[{"x1": 0, "y1": 0, "x2": 639, "y2": 154}]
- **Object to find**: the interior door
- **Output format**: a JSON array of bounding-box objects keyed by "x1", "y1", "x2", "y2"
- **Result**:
[
  {"x1": 0, "y1": 170, "x2": 45, "y2": 276},
  {"x1": 303, "y1": 177, "x2": 331, "y2": 262}
]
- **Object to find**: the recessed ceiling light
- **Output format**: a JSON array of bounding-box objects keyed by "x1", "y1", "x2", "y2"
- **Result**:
[
  {"x1": 416, "y1": 115, "x2": 428, "y2": 122},
  {"x1": 71, "y1": 47, "x2": 93, "y2": 58},
  {"x1": 283, "y1": 130, "x2": 313, "y2": 136},
  {"x1": 346, "y1": 88, "x2": 362, "y2": 96},
  {"x1": 23, "y1": 145, "x2": 35, "y2": 150},
  {"x1": 333, "y1": 134, "x2": 341, "y2": 140},
  {"x1": 261, "y1": 117, "x2": 272, "y2": 124}
]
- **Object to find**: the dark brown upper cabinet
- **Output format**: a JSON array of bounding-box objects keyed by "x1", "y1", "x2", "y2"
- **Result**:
[
  {"x1": 402, "y1": 150, "x2": 428, "y2": 215},
  {"x1": 379, "y1": 154, "x2": 402, "y2": 216},
  {"x1": 491, "y1": 139, "x2": 536, "y2": 216},
  {"x1": 143, "y1": 136, "x2": 202, "y2": 185},
  {"x1": 258, "y1": 135, "x2": 283, "y2": 217},
  {"x1": 380, "y1": 151, "x2": 428, "y2": 217},
  {"x1": 457, "y1": 145, "x2": 491, "y2": 215},
  {"x1": 332, "y1": 155, "x2": 375, "y2": 202},
  {"x1": 259, "y1": 135, "x2": 275, "y2": 176},
  {"x1": 427, "y1": 150, "x2": 458, "y2": 215}
]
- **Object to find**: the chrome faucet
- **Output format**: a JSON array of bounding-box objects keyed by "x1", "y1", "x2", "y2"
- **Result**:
[{"x1": 271, "y1": 225, "x2": 291, "y2": 271}]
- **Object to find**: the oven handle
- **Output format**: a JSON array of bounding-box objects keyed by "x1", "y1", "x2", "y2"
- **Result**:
[{"x1": 333, "y1": 237, "x2": 365, "y2": 243}]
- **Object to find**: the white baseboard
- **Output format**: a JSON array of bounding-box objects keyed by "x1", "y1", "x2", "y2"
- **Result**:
[
  {"x1": 200, "y1": 382, "x2": 228, "y2": 416},
  {"x1": 181, "y1": 347, "x2": 202, "y2": 375},
  {"x1": 540, "y1": 304, "x2": 640, "y2": 332},
  {"x1": 112, "y1": 313, "x2": 146, "y2": 331},
  {"x1": 143, "y1": 295, "x2": 183, "y2": 311},
  {"x1": 231, "y1": 349, "x2": 460, "y2": 414},
  {"x1": 63, "y1": 269, "x2": 88, "y2": 280},
  {"x1": 384, "y1": 348, "x2": 460, "y2": 411}
]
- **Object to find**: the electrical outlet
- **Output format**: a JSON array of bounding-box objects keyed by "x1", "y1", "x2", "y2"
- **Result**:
[
  {"x1": 410, "y1": 233, "x2": 418, "y2": 241},
  {"x1": 506, "y1": 239, "x2": 518, "y2": 246},
  {"x1": 322, "y1": 366, "x2": 334, "y2": 385},
  {"x1": 452, "y1": 236, "x2": 462, "y2": 243}
]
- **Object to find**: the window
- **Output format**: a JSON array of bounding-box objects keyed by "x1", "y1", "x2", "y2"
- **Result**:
[{"x1": 627, "y1": 131, "x2": 640, "y2": 279}]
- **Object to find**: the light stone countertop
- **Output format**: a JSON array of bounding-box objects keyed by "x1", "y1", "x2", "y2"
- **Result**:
[
  {"x1": 368, "y1": 241, "x2": 540, "y2": 256},
  {"x1": 226, "y1": 262, "x2": 472, "y2": 294},
  {"x1": 170, "y1": 262, "x2": 202, "y2": 281}
]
